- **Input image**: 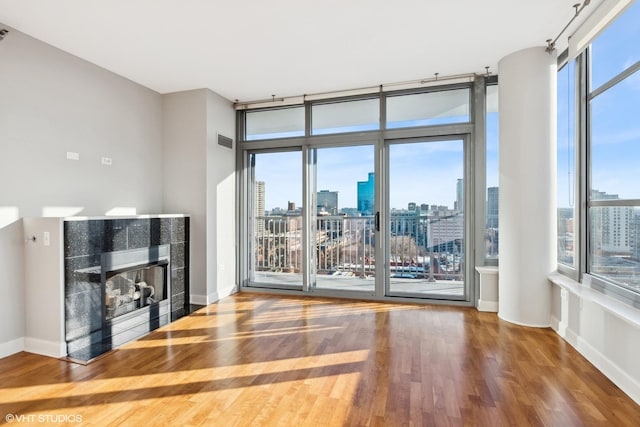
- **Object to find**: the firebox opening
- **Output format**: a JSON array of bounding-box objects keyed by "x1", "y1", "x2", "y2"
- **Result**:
[{"x1": 105, "y1": 262, "x2": 168, "y2": 321}]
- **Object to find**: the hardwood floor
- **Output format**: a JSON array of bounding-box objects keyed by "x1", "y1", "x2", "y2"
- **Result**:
[{"x1": 1, "y1": 294, "x2": 639, "y2": 426}]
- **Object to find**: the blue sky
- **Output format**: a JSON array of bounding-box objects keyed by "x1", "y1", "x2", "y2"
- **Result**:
[
  {"x1": 255, "y1": 2, "x2": 638, "y2": 213},
  {"x1": 254, "y1": 140, "x2": 466, "y2": 212},
  {"x1": 558, "y1": 0, "x2": 640, "y2": 206},
  {"x1": 588, "y1": 0, "x2": 640, "y2": 202}
]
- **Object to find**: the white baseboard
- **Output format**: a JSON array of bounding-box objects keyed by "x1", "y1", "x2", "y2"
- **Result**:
[
  {"x1": 23, "y1": 337, "x2": 66, "y2": 358},
  {"x1": 497, "y1": 313, "x2": 551, "y2": 328},
  {"x1": 190, "y1": 293, "x2": 209, "y2": 305},
  {"x1": 550, "y1": 315, "x2": 569, "y2": 339},
  {"x1": 0, "y1": 337, "x2": 24, "y2": 359},
  {"x1": 577, "y1": 334, "x2": 640, "y2": 404},
  {"x1": 551, "y1": 318, "x2": 640, "y2": 405},
  {"x1": 190, "y1": 291, "x2": 219, "y2": 305},
  {"x1": 217, "y1": 285, "x2": 238, "y2": 299},
  {"x1": 191, "y1": 286, "x2": 238, "y2": 306},
  {"x1": 477, "y1": 299, "x2": 498, "y2": 312}
]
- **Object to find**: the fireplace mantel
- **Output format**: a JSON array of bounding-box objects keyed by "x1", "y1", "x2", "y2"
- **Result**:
[{"x1": 22, "y1": 215, "x2": 190, "y2": 361}]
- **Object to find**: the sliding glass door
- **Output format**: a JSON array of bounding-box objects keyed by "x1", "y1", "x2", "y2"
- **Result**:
[
  {"x1": 386, "y1": 138, "x2": 467, "y2": 299},
  {"x1": 309, "y1": 144, "x2": 376, "y2": 294},
  {"x1": 245, "y1": 137, "x2": 469, "y2": 301},
  {"x1": 248, "y1": 150, "x2": 303, "y2": 290}
]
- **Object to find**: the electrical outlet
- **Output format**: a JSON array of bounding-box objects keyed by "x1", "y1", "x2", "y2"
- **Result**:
[
  {"x1": 101, "y1": 157, "x2": 112, "y2": 166},
  {"x1": 66, "y1": 151, "x2": 80, "y2": 160}
]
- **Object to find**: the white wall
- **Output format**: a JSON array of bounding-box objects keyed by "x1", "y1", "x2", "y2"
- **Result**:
[
  {"x1": 206, "y1": 90, "x2": 237, "y2": 299},
  {"x1": 498, "y1": 47, "x2": 556, "y2": 327},
  {"x1": 0, "y1": 25, "x2": 164, "y2": 359},
  {"x1": 22, "y1": 218, "x2": 65, "y2": 358},
  {"x1": 550, "y1": 274, "x2": 640, "y2": 405},
  {"x1": 0, "y1": 24, "x2": 164, "y2": 218},
  {"x1": 0, "y1": 220, "x2": 25, "y2": 358},
  {"x1": 163, "y1": 89, "x2": 236, "y2": 304},
  {"x1": 162, "y1": 90, "x2": 208, "y2": 303}
]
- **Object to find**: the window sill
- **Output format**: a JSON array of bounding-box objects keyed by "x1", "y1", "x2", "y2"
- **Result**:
[{"x1": 548, "y1": 271, "x2": 640, "y2": 329}]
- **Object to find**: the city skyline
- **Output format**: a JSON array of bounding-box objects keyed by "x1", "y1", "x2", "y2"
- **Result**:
[{"x1": 255, "y1": 141, "x2": 469, "y2": 212}]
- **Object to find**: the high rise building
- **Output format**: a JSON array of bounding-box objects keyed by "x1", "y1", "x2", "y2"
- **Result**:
[
  {"x1": 590, "y1": 190, "x2": 632, "y2": 255},
  {"x1": 357, "y1": 172, "x2": 375, "y2": 215},
  {"x1": 557, "y1": 207, "x2": 574, "y2": 264},
  {"x1": 632, "y1": 210, "x2": 640, "y2": 261},
  {"x1": 487, "y1": 187, "x2": 499, "y2": 229},
  {"x1": 317, "y1": 190, "x2": 338, "y2": 215},
  {"x1": 255, "y1": 181, "x2": 265, "y2": 234},
  {"x1": 456, "y1": 179, "x2": 464, "y2": 213},
  {"x1": 428, "y1": 212, "x2": 464, "y2": 252}
]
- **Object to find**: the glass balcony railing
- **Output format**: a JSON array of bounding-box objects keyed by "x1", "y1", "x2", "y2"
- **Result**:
[
  {"x1": 254, "y1": 215, "x2": 303, "y2": 274},
  {"x1": 252, "y1": 213, "x2": 464, "y2": 295}
]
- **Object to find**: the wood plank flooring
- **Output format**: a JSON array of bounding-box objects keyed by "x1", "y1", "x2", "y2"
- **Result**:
[{"x1": 1, "y1": 294, "x2": 639, "y2": 426}]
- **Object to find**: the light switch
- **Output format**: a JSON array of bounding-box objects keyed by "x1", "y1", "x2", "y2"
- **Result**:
[{"x1": 43, "y1": 231, "x2": 50, "y2": 246}]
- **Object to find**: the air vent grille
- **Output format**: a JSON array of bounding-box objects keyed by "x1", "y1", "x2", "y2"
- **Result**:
[{"x1": 217, "y1": 134, "x2": 233, "y2": 149}]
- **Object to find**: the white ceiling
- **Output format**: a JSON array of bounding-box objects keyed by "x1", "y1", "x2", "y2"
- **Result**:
[{"x1": 0, "y1": 0, "x2": 602, "y2": 102}]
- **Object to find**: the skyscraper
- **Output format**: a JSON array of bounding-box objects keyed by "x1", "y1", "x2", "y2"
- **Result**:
[
  {"x1": 255, "y1": 181, "x2": 265, "y2": 234},
  {"x1": 590, "y1": 189, "x2": 632, "y2": 255},
  {"x1": 357, "y1": 172, "x2": 375, "y2": 215},
  {"x1": 487, "y1": 187, "x2": 499, "y2": 229},
  {"x1": 456, "y1": 178, "x2": 464, "y2": 213},
  {"x1": 317, "y1": 190, "x2": 339, "y2": 215}
]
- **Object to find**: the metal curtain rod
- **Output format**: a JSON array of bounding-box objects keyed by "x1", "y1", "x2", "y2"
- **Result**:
[
  {"x1": 546, "y1": 1, "x2": 592, "y2": 53},
  {"x1": 234, "y1": 71, "x2": 479, "y2": 109}
]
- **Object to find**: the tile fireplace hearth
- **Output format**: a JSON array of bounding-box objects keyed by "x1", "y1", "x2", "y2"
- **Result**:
[{"x1": 63, "y1": 216, "x2": 190, "y2": 362}]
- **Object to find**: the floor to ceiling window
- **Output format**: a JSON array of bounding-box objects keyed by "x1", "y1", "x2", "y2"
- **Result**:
[
  {"x1": 248, "y1": 150, "x2": 303, "y2": 290},
  {"x1": 557, "y1": 0, "x2": 640, "y2": 302},
  {"x1": 485, "y1": 83, "x2": 499, "y2": 261},
  {"x1": 239, "y1": 79, "x2": 493, "y2": 304},
  {"x1": 387, "y1": 138, "x2": 466, "y2": 299},
  {"x1": 557, "y1": 59, "x2": 576, "y2": 269},
  {"x1": 587, "y1": 1, "x2": 640, "y2": 297},
  {"x1": 310, "y1": 144, "x2": 376, "y2": 293}
]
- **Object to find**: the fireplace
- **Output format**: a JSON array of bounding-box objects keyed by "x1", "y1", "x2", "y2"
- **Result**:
[
  {"x1": 100, "y1": 245, "x2": 171, "y2": 343},
  {"x1": 64, "y1": 216, "x2": 189, "y2": 363},
  {"x1": 104, "y1": 258, "x2": 168, "y2": 321},
  {"x1": 65, "y1": 244, "x2": 172, "y2": 362}
]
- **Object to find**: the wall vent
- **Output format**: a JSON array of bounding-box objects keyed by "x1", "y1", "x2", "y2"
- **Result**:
[{"x1": 217, "y1": 134, "x2": 233, "y2": 149}]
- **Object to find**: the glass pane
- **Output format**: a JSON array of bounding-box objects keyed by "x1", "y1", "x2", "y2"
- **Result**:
[
  {"x1": 245, "y1": 107, "x2": 305, "y2": 140},
  {"x1": 590, "y1": 1, "x2": 640, "y2": 91},
  {"x1": 557, "y1": 62, "x2": 576, "y2": 266},
  {"x1": 311, "y1": 98, "x2": 379, "y2": 135},
  {"x1": 250, "y1": 151, "x2": 303, "y2": 289},
  {"x1": 486, "y1": 85, "x2": 499, "y2": 259},
  {"x1": 312, "y1": 145, "x2": 375, "y2": 292},
  {"x1": 589, "y1": 206, "x2": 640, "y2": 293},
  {"x1": 386, "y1": 88, "x2": 470, "y2": 129},
  {"x1": 590, "y1": 69, "x2": 640, "y2": 200},
  {"x1": 388, "y1": 140, "x2": 464, "y2": 297}
]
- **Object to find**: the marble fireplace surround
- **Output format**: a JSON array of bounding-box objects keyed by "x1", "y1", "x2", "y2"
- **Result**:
[
  {"x1": 20, "y1": 214, "x2": 190, "y2": 362},
  {"x1": 63, "y1": 215, "x2": 190, "y2": 361}
]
